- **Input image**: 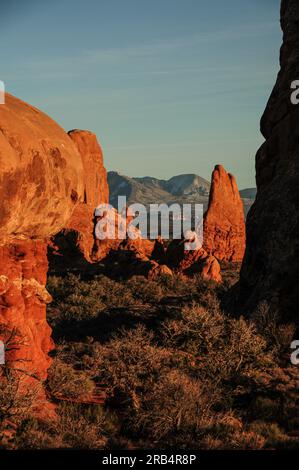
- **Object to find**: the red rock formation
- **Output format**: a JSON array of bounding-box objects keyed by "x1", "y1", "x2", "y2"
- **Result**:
[
  {"x1": 234, "y1": 0, "x2": 299, "y2": 323},
  {"x1": 0, "y1": 95, "x2": 83, "y2": 242},
  {"x1": 0, "y1": 94, "x2": 84, "y2": 404},
  {"x1": 166, "y1": 233, "x2": 222, "y2": 283},
  {"x1": 68, "y1": 130, "x2": 109, "y2": 209},
  {"x1": 0, "y1": 241, "x2": 52, "y2": 380},
  {"x1": 48, "y1": 130, "x2": 109, "y2": 270},
  {"x1": 147, "y1": 262, "x2": 173, "y2": 280},
  {"x1": 204, "y1": 165, "x2": 245, "y2": 262}
]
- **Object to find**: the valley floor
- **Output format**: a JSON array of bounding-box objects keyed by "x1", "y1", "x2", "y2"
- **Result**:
[{"x1": 1, "y1": 269, "x2": 298, "y2": 450}]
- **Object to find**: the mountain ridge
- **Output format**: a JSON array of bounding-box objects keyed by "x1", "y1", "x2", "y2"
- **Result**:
[{"x1": 108, "y1": 171, "x2": 256, "y2": 215}]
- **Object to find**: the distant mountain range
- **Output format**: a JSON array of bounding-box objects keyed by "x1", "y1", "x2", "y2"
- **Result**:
[{"x1": 108, "y1": 171, "x2": 256, "y2": 215}]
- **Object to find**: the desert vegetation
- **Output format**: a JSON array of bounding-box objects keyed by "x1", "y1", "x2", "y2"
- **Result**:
[{"x1": 0, "y1": 270, "x2": 298, "y2": 450}]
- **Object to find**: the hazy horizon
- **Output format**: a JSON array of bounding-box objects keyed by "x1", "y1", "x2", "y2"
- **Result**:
[{"x1": 1, "y1": 0, "x2": 282, "y2": 188}]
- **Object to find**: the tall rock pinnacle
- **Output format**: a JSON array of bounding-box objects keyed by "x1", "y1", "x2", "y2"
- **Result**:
[{"x1": 203, "y1": 165, "x2": 246, "y2": 263}]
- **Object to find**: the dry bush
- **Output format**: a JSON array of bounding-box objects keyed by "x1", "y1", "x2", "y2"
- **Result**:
[
  {"x1": 216, "y1": 317, "x2": 274, "y2": 376},
  {"x1": 199, "y1": 412, "x2": 266, "y2": 450},
  {"x1": 0, "y1": 325, "x2": 40, "y2": 448},
  {"x1": 126, "y1": 276, "x2": 164, "y2": 303},
  {"x1": 161, "y1": 305, "x2": 274, "y2": 380},
  {"x1": 248, "y1": 421, "x2": 290, "y2": 449},
  {"x1": 161, "y1": 303, "x2": 224, "y2": 355},
  {"x1": 94, "y1": 325, "x2": 172, "y2": 411},
  {"x1": 250, "y1": 396, "x2": 280, "y2": 421},
  {"x1": 252, "y1": 301, "x2": 296, "y2": 358},
  {"x1": 15, "y1": 403, "x2": 110, "y2": 449},
  {"x1": 47, "y1": 274, "x2": 137, "y2": 323},
  {"x1": 54, "y1": 403, "x2": 108, "y2": 449},
  {"x1": 0, "y1": 369, "x2": 42, "y2": 449},
  {"x1": 132, "y1": 369, "x2": 219, "y2": 443},
  {"x1": 47, "y1": 358, "x2": 95, "y2": 399},
  {"x1": 0, "y1": 372, "x2": 37, "y2": 422}
]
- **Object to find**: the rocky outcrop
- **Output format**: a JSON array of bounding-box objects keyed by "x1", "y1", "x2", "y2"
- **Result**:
[
  {"x1": 68, "y1": 130, "x2": 108, "y2": 208},
  {"x1": 0, "y1": 95, "x2": 83, "y2": 242},
  {"x1": 0, "y1": 94, "x2": 83, "y2": 401},
  {"x1": 0, "y1": 241, "x2": 52, "y2": 380},
  {"x1": 203, "y1": 165, "x2": 245, "y2": 262},
  {"x1": 101, "y1": 243, "x2": 172, "y2": 280},
  {"x1": 233, "y1": 0, "x2": 299, "y2": 323},
  {"x1": 166, "y1": 233, "x2": 222, "y2": 283},
  {"x1": 48, "y1": 130, "x2": 109, "y2": 271}
]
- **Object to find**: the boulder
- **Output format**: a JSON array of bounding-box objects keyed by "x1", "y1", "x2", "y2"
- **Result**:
[{"x1": 147, "y1": 262, "x2": 173, "y2": 280}]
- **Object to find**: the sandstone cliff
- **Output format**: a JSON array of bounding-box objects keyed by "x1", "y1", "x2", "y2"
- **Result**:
[
  {"x1": 204, "y1": 165, "x2": 246, "y2": 262},
  {"x1": 0, "y1": 94, "x2": 84, "y2": 401},
  {"x1": 234, "y1": 0, "x2": 299, "y2": 323},
  {"x1": 48, "y1": 130, "x2": 109, "y2": 271}
]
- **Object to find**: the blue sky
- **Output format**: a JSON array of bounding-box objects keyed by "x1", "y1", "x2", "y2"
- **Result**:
[{"x1": 1, "y1": 0, "x2": 281, "y2": 188}]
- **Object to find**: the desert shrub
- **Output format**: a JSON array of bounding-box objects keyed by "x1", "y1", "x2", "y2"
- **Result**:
[
  {"x1": 131, "y1": 369, "x2": 219, "y2": 443},
  {"x1": 126, "y1": 276, "x2": 164, "y2": 303},
  {"x1": 90, "y1": 316, "x2": 282, "y2": 449},
  {"x1": 54, "y1": 403, "x2": 108, "y2": 449},
  {"x1": 250, "y1": 396, "x2": 280, "y2": 421},
  {"x1": 92, "y1": 325, "x2": 224, "y2": 446},
  {"x1": 0, "y1": 372, "x2": 37, "y2": 422},
  {"x1": 94, "y1": 325, "x2": 172, "y2": 411},
  {"x1": 155, "y1": 273, "x2": 220, "y2": 303},
  {"x1": 159, "y1": 304, "x2": 277, "y2": 418},
  {"x1": 248, "y1": 421, "x2": 289, "y2": 448},
  {"x1": 47, "y1": 358, "x2": 95, "y2": 399},
  {"x1": 198, "y1": 412, "x2": 267, "y2": 450},
  {"x1": 161, "y1": 305, "x2": 273, "y2": 378},
  {"x1": 252, "y1": 301, "x2": 296, "y2": 358},
  {"x1": 219, "y1": 317, "x2": 274, "y2": 374},
  {"x1": 157, "y1": 273, "x2": 195, "y2": 296},
  {"x1": 0, "y1": 370, "x2": 41, "y2": 449},
  {"x1": 47, "y1": 274, "x2": 137, "y2": 323},
  {"x1": 15, "y1": 403, "x2": 111, "y2": 449},
  {"x1": 0, "y1": 326, "x2": 41, "y2": 448},
  {"x1": 161, "y1": 303, "x2": 224, "y2": 355}
]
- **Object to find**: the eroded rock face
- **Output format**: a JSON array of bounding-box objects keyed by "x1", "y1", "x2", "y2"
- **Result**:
[
  {"x1": 48, "y1": 130, "x2": 109, "y2": 270},
  {"x1": 166, "y1": 235, "x2": 222, "y2": 283},
  {"x1": 68, "y1": 130, "x2": 108, "y2": 209},
  {"x1": 0, "y1": 94, "x2": 84, "y2": 401},
  {"x1": 0, "y1": 241, "x2": 53, "y2": 381},
  {"x1": 234, "y1": 0, "x2": 299, "y2": 323},
  {"x1": 203, "y1": 165, "x2": 245, "y2": 262},
  {"x1": 0, "y1": 94, "x2": 84, "y2": 243}
]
